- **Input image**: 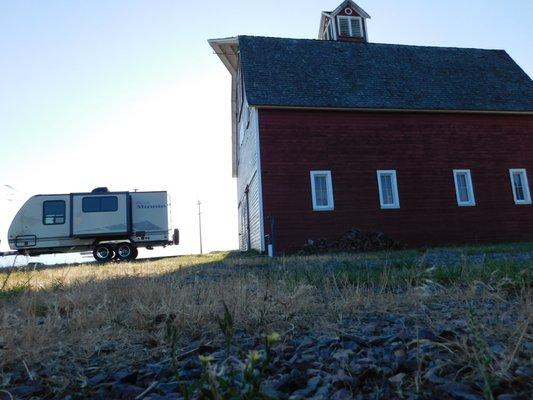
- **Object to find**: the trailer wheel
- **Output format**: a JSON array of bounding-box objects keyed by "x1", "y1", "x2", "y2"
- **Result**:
[
  {"x1": 116, "y1": 243, "x2": 136, "y2": 261},
  {"x1": 93, "y1": 244, "x2": 114, "y2": 263}
]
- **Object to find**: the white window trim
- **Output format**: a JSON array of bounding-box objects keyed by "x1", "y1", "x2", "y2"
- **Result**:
[
  {"x1": 337, "y1": 15, "x2": 363, "y2": 37},
  {"x1": 453, "y1": 169, "x2": 476, "y2": 207},
  {"x1": 310, "y1": 171, "x2": 334, "y2": 211},
  {"x1": 509, "y1": 169, "x2": 532, "y2": 205},
  {"x1": 376, "y1": 170, "x2": 400, "y2": 209}
]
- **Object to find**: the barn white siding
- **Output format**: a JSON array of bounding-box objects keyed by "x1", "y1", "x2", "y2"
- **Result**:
[{"x1": 236, "y1": 100, "x2": 264, "y2": 252}]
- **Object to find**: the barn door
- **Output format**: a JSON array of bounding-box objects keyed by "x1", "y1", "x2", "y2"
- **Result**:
[
  {"x1": 239, "y1": 190, "x2": 251, "y2": 251},
  {"x1": 239, "y1": 200, "x2": 247, "y2": 251}
]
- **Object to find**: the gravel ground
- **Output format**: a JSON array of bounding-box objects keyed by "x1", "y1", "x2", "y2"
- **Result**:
[{"x1": 4, "y1": 299, "x2": 531, "y2": 399}]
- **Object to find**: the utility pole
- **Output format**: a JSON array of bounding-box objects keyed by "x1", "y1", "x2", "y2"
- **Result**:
[{"x1": 197, "y1": 200, "x2": 203, "y2": 255}]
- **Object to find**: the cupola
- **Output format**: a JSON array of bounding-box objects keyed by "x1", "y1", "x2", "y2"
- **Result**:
[{"x1": 319, "y1": 0, "x2": 371, "y2": 42}]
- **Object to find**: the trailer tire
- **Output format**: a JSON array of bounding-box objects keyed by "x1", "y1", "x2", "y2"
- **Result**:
[
  {"x1": 93, "y1": 244, "x2": 115, "y2": 263},
  {"x1": 116, "y1": 243, "x2": 136, "y2": 261}
]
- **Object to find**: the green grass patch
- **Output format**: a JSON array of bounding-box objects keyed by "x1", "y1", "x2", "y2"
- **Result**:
[
  {"x1": 431, "y1": 241, "x2": 533, "y2": 255},
  {"x1": 260, "y1": 258, "x2": 531, "y2": 293}
]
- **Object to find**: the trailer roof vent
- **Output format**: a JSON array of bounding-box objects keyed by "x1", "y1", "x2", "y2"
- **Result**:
[{"x1": 91, "y1": 187, "x2": 109, "y2": 193}]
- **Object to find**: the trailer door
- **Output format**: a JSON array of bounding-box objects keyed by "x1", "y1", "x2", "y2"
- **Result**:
[{"x1": 72, "y1": 193, "x2": 130, "y2": 237}]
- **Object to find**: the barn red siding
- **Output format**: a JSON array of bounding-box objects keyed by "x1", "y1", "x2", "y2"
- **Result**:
[{"x1": 258, "y1": 109, "x2": 533, "y2": 253}]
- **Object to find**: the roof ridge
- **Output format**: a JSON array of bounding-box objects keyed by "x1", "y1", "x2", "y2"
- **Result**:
[{"x1": 238, "y1": 35, "x2": 506, "y2": 53}]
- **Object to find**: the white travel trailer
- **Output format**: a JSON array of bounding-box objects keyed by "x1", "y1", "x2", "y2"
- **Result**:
[{"x1": 6, "y1": 188, "x2": 179, "y2": 262}]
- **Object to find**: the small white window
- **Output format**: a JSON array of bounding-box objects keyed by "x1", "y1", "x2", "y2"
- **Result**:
[
  {"x1": 453, "y1": 170, "x2": 476, "y2": 207},
  {"x1": 310, "y1": 171, "x2": 334, "y2": 211},
  {"x1": 338, "y1": 16, "x2": 363, "y2": 37},
  {"x1": 377, "y1": 170, "x2": 400, "y2": 209},
  {"x1": 509, "y1": 169, "x2": 532, "y2": 205}
]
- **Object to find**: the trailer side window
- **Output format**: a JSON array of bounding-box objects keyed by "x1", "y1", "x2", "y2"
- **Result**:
[
  {"x1": 43, "y1": 200, "x2": 66, "y2": 225},
  {"x1": 82, "y1": 196, "x2": 118, "y2": 213}
]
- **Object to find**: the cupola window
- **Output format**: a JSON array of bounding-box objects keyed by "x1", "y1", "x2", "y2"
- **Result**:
[{"x1": 338, "y1": 16, "x2": 363, "y2": 37}]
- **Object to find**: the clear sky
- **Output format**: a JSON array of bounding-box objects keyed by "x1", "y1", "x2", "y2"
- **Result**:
[{"x1": 0, "y1": 0, "x2": 532, "y2": 264}]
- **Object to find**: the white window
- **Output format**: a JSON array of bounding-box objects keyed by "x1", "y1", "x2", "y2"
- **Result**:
[
  {"x1": 509, "y1": 169, "x2": 532, "y2": 205},
  {"x1": 377, "y1": 170, "x2": 400, "y2": 209},
  {"x1": 338, "y1": 16, "x2": 363, "y2": 37},
  {"x1": 310, "y1": 171, "x2": 334, "y2": 211},
  {"x1": 453, "y1": 170, "x2": 476, "y2": 206}
]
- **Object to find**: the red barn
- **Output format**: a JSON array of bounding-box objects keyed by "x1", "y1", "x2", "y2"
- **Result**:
[{"x1": 209, "y1": 0, "x2": 533, "y2": 254}]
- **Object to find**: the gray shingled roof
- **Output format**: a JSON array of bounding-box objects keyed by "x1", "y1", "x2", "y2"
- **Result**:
[{"x1": 239, "y1": 36, "x2": 533, "y2": 112}]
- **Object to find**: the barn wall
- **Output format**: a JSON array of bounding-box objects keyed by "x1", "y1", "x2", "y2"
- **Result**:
[
  {"x1": 237, "y1": 105, "x2": 263, "y2": 251},
  {"x1": 258, "y1": 109, "x2": 533, "y2": 253}
]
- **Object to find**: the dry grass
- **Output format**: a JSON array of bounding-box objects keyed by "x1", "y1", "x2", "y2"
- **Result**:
[{"x1": 0, "y1": 250, "x2": 531, "y2": 395}]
